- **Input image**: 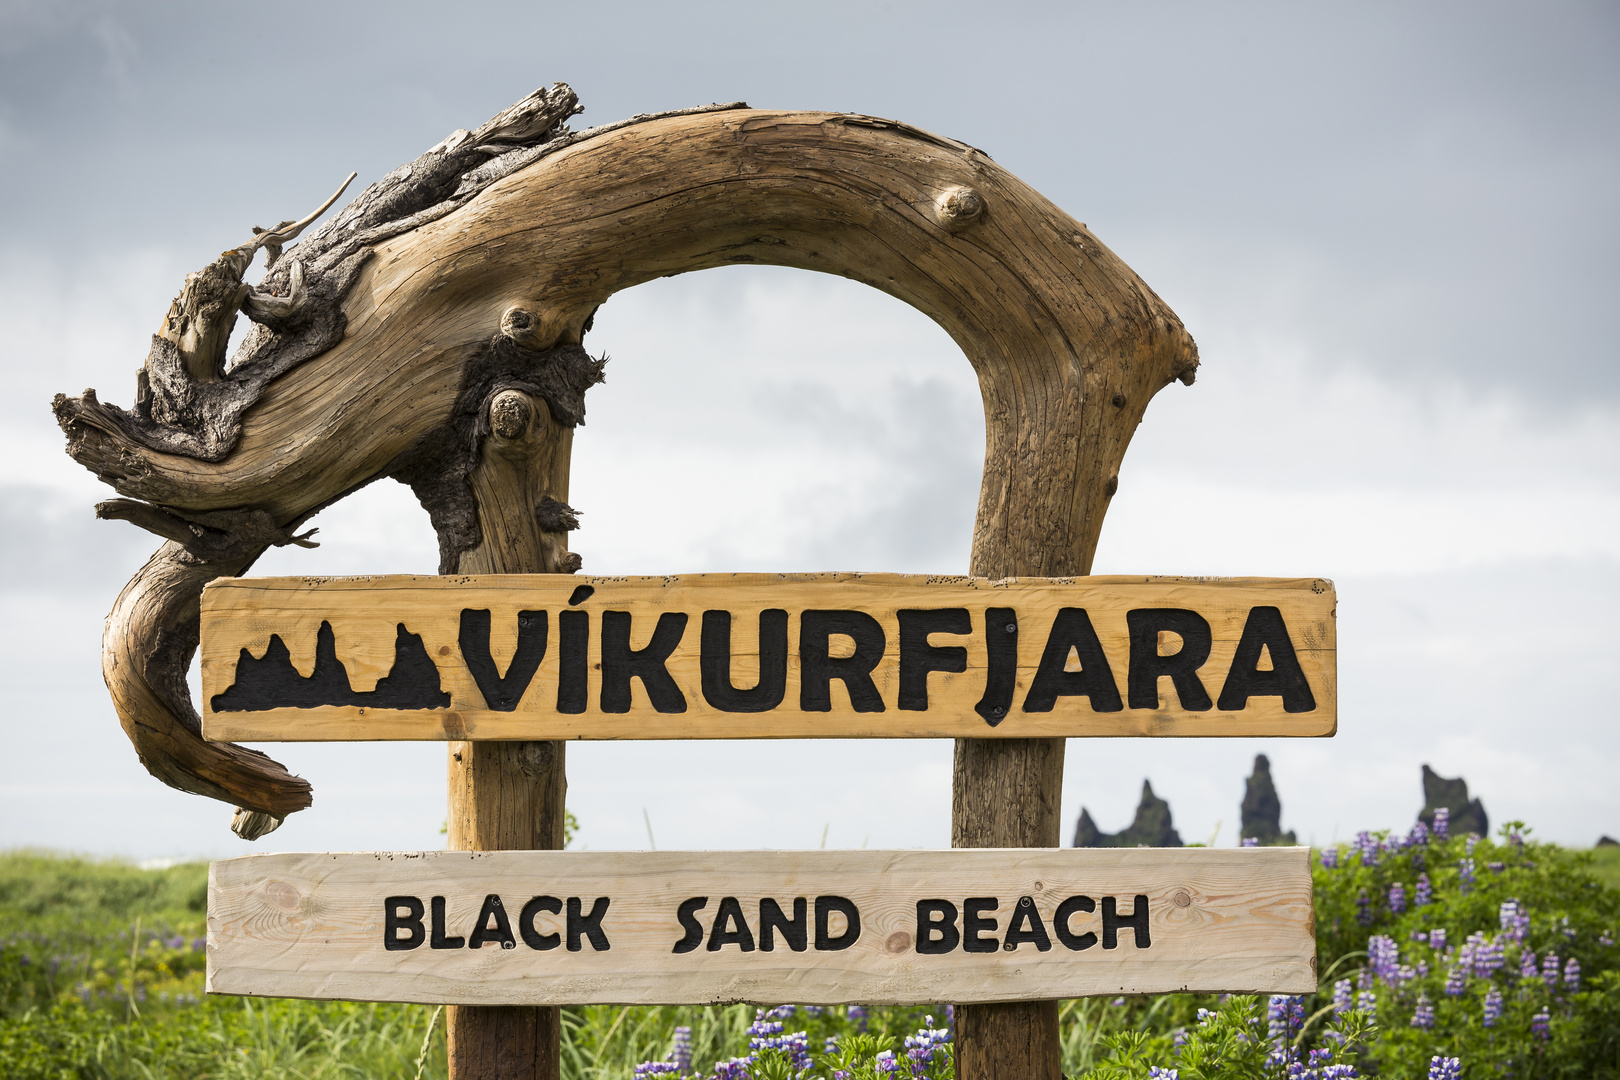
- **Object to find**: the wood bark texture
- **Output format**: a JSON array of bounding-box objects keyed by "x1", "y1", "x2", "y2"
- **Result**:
[
  {"x1": 54, "y1": 97, "x2": 1196, "y2": 836},
  {"x1": 444, "y1": 388, "x2": 571, "y2": 1079}
]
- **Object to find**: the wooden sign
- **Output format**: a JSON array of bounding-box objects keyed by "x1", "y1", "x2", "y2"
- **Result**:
[
  {"x1": 200, "y1": 573, "x2": 1335, "y2": 742},
  {"x1": 207, "y1": 848, "x2": 1315, "y2": 1005}
]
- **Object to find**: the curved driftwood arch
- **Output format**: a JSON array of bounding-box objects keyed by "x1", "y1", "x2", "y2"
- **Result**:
[{"x1": 57, "y1": 90, "x2": 1197, "y2": 835}]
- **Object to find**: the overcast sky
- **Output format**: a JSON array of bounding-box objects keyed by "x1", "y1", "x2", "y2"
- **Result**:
[{"x1": 0, "y1": 1, "x2": 1615, "y2": 860}]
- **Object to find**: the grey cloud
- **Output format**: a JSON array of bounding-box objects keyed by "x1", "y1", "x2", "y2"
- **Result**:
[{"x1": 1, "y1": 2, "x2": 1614, "y2": 405}]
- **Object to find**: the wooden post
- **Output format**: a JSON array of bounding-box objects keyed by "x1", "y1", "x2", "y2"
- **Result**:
[{"x1": 445, "y1": 385, "x2": 574, "y2": 1080}]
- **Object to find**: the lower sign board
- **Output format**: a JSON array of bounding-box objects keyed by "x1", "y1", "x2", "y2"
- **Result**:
[
  {"x1": 207, "y1": 849, "x2": 1315, "y2": 1004},
  {"x1": 200, "y1": 573, "x2": 1336, "y2": 742}
]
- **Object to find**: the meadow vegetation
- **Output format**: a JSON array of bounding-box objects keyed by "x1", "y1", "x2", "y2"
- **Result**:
[{"x1": 2, "y1": 814, "x2": 1616, "y2": 1078}]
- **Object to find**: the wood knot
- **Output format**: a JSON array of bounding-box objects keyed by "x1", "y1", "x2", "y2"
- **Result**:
[
  {"x1": 488, "y1": 389, "x2": 534, "y2": 440},
  {"x1": 1172, "y1": 889, "x2": 1192, "y2": 908},
  {"x1": 1105, "y1": 474, "x2": 1119, "y2": 497},
  {"x1": 1111, "y1": 392, "x2": 1128, "y2": 408},
  {"x1": 935, "y1": 186, "x2": 986, "y2": 230},
  {"x1": 885, "y1": 931, "x2": 912, "y2": 953},
  {"x1": 500, "y1": 305, "x2": 552, "y2": 350}
]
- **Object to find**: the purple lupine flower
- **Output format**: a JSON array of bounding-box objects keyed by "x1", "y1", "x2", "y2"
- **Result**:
[
  {"x1": 1267, "y1": 994, "x2": 1305, "y2": 1060},
  {"x1": 1411, "y1": 820, "x2": 1431, "y2": 846},
  {"x1": 672, "y1": 1026, "x2": 692, "y2": 1073},
  {"x1": 1171, "y1": 1027, "x2": 1189, "y2": 1049},
  {"x1": 1368, "y1": 936, "x2": 1401, "y2": 985},
  {"x1": 1428, "y1": 1056, "x2": 1462, "y2": 1080},
  {"x1": 1414, "y1": 873, "x2": 1432, "y2": 907},
  {"x1": 633, "y1": 1064, "x2": 679, "y2": 1078},
  {"x1": 1520, "y1": 948, "x2": 1538, "y2": 979},
  {"x1": 1356, "y1": 890, "x2": 1373, "y2": 926},
  {"x1": 904, "y1": 1018, "x2": 951, "y2": 1076},
  {"x1": 1532, "y1": 1007, "x2": 1551, "y2": 1039},
  {"x1": 1469, "y1": 933, "x2": 1504, "y2": 978},
  {"x1": 1241, "y1": 837, "x2": 1258, "y2": 847},
  {"x1": 1433, "y1": 808, "x2": 1450, "y2": 839},
  {"x1": 1388, "y1": 882, "x2": 1406, "y2": 914},
  {"x1": 802, "y1": 1005, "x2": 824, "y2": 1017},
  {"x1": 1564, "y1": 956, "x2": 1581, "y2": 991},
  {"x1": 1198, "y1": 1006, "x2": 1221, "y2": 1025},
  {"x1": 713, "y1": 1059, "x2": 750, "y2": 1079},
  {"x1": 1444, "y1": 964, "x2": 1467, "y2": 996},
  {"x1": 1429, "y1": 928, "x2": 1447, "y2": 953},
  {"x1": 1483, "y1": 986, "x2": 1502, "y2": 1028},
  {"x1": 1543, "y1": 951, "x2": 1561, "y2": 990},
  {"x1": 191, "y1": 938, "x2": 206, "y2": 952},
  {"x1": 847, "y1": 1004, "x2": 869, "y2": 1031},
  {"x1": 1355, "y1": 831, "x2": 1379, "y2": 867},
  {"x1": 1458, "y1": 859, "x2": 1474, "y2": 894},
  {"x1": 1499, "y1": 900, "x2": 1529, "y2": 943},
  {"x1": 1411, "y1": 996, "x2": 1435, "y2": 1029},
  {"x1": 875, "y1": 1049, "x2": 899, "y2": 1074},
  {"x1": 1355, "y1": 990, "x2": 1377, "y2": 1019},
  {"x1": 1487, "y1": 861, "x2": 1505, "y2": 872},
  {"x1": 1411, "y1": 847, "x2": 1426, "y2": 871},
  {"x1": 1321, "y1": 847, "x2": 1340, "y2": 869},
  {"x1": 1148, "y1": 1069, "x2": 1179, "y2": 1079},
  {"x1": 1332, "y1": 979, "x2": 1354, "y2": 1015},
  {"x1": 1508, "y1": 828, "x2": 1524, "y2": 852},
  {"x1": 1466, "y1": 834, "x2": 1480, "y2": 854},
  {"x1": 1600, "y1": 931, "x2": 1614, "y2": 946}
]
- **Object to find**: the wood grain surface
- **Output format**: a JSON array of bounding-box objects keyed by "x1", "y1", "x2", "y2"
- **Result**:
[
  {"x1": 207, "y1": 848, "x2": 1316, "y2": 1005},
  {"x1": 200, "y1": 573, "x2": 1336, "y2": 742}
]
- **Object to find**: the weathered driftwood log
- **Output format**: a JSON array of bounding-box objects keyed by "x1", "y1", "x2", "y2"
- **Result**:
[{"x1": 55, "y1": 90, "x2": 1197, "y2": 855}]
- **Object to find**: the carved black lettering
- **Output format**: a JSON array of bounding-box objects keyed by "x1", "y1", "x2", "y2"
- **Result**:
[
  {"x1": 519, "y1": 896, "x2": 562, "y2": 950},
  {"x1": 458, "y1": 609, "x2": 547, "y2": 711},
  {"x1": 799, "y1": 611, "x2": 887, "y2": 712},
  {"x1": 974, "y1": 607, "x2": 1019, "y2": 725},
  {"x1": 557, "y1": 610, "x2": 589, "y2": 714},
  {"x1": 1023, "y1": 608, "x2": 1122, "y2": 713},
  {"x1": 1127, "y1": 609, "x2": 1213, "y2": 710},
  {"x1": 672, "y1": 897, "x2": 707, "y2": 954},
  {"x1": 897, "y1": 608, "x2": 969, "y2": 710},
  {"x1": 1217, "y1": 606, "x2": 1317, "y2": 713},
  {"x1": 430, "y1": 895, "x2": 464, "y2": 949},
  {"x1": 707, "y1": 896, "x2": 756, "y2": 951},
  {"x1": 601, "y1": 611, "x2": 688, "y2": 713},
  {"x1": 1003, "y1": 896, "x2": 1052, "y2": 951},
  {"x1": 1102, "y1": 895, "x2": 1151, "y2": 949},
  {"x1": 1054, "y1": 895, "x2": 1097, "y2": 950},
  {"x1": 815, "y1": 895, "x2": 861, "y2": 951},
  {"x1": 759, "y1": 897, "x2": 807, "y2": 952},
  {"x1": 567, "y1": 896, "x2": 611, "y2": 951},
  {"x1": 700, "y1": 610, "x2": 788, "y2": 712},
  {"x1": 962, "y1": 896, "x2": 999, "y2": 953},
  {"x1": 916, "y1": 900, "x2": 960, "y2": 954},
  {"x1": 211, "y1": 621, "x2": 450, "y2": 712},
  {"x1": 384, "y1": 896, "x2": 424, "y2": 951},
  {"x1": 468, "y1": 893, "x2": 516, "y2": 950}
]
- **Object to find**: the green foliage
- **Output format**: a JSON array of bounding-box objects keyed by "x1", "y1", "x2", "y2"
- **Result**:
[
  {"x1": 1589, "y1": 846, "x2": 1620, "y2": 893},
  {"x1": 1309, "y1": 821, "x2": 1620, "y2": 1078},
  {"x1": 3, "y1": 820, "x2": 1619, "y2": 1079}
]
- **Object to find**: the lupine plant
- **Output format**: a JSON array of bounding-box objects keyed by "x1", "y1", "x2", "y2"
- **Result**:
[{"x1": 1310, "y1": 819, "x2": 1620, "y2": 1076}]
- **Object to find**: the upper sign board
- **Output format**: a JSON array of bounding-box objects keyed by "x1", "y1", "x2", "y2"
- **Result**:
[
  {"x1": 200, "y1": 573, "x2": 1335, "y2": 742},
  {"x1": 207, "y1": 848, "x2": 1316, "y2": 1005}
]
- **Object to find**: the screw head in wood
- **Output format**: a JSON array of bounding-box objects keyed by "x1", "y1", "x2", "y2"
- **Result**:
[{"x1": 935, "y1": 186, "x2": 986, "y2": 230}]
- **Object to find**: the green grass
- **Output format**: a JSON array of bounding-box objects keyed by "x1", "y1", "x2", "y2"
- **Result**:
[{"x1": 1588, "y1": 845, "x2": 1620, "y2": 891}]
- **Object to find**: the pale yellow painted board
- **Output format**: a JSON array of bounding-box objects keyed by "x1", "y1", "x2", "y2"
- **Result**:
[
  {"x1": 206, "y1": 848, "x2": 1316, "y2": 1005},
  {"x1": 201, "y1": 573, "x2": 1336, "y2": 742}
]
